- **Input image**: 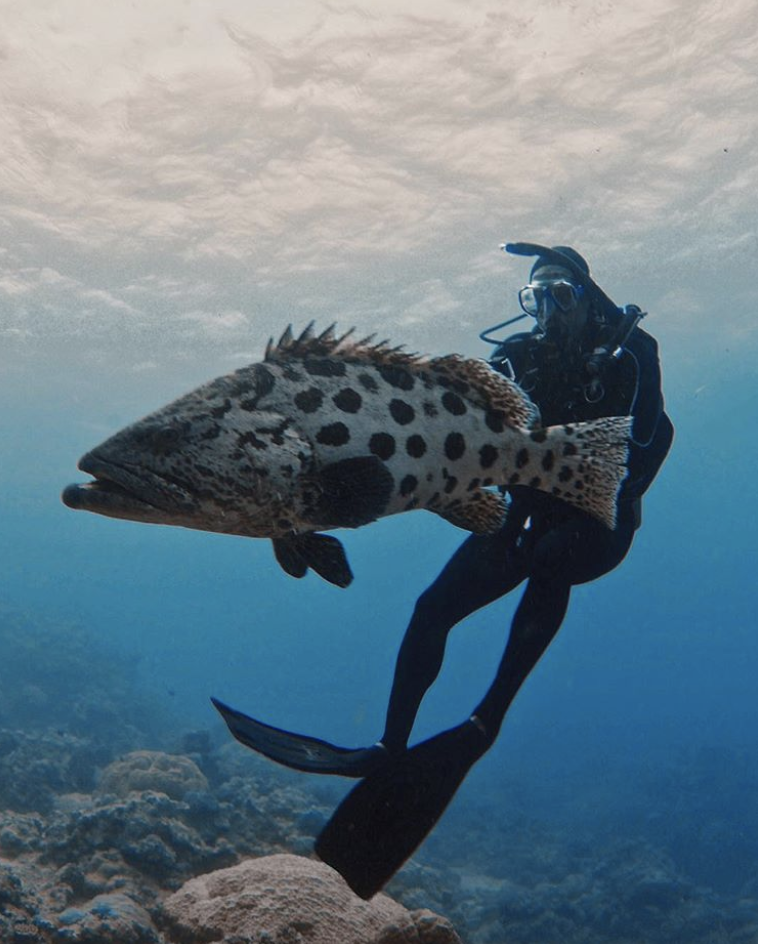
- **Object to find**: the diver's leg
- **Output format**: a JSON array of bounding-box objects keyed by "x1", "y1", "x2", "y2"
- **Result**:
[
  {"x1": 473, "y1": 505, "x2": 636, "y2": 742},
  {"x1": 316, "y1": 508, "x2": 639, "y2": 893},
  {"x1": 381, "y1": 529, "x2": 528, "y2": 753},
  {"x1": 472, "y1": 575, "x2": 571, "y2": 741}
]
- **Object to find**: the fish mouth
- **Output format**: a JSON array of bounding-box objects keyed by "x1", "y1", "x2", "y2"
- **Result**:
[{"x1": 61, "y1": 453, "x2": 195, "y2": 523}]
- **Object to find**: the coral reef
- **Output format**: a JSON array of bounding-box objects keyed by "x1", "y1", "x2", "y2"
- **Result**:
[
  {"x1": 1, "y1": 727, "x2": 758, "y2": 944},
  {"x1": 2, "y1": 607, "x2": 758, "y2": 943},
  {"x1": 162, "y1": 854, "x2": 462, "y2": 944},
  {"x1": 98, "y1": 751, "x2": 209, "y2": 801}
]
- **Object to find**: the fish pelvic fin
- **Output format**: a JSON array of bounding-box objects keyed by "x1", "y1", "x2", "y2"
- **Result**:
[
  {"x1": 517, "y1": 416, "x2": 632, "y2": 528},
  {"x1": 272, "y1": 533, "x2": 353, "y2": 587}
]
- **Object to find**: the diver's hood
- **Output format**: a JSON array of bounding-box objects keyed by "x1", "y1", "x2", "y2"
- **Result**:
[{"x1": 504, "y1": 242, "x2": 622, "y2": 323}]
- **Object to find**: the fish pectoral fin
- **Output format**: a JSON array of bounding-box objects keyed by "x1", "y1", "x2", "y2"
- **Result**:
[
  {"x1": 272, "y1": 536, "x2": 309, "y2": 579},
  {"x1": 432, "y1": 489, "x2": 507, "y2": 535},
  {"x1": 272, "y1": 533, "x2": 353, "y2": 588},
  {"x1": 310, "y1": 455, "x2": 394, "y2": 529}
]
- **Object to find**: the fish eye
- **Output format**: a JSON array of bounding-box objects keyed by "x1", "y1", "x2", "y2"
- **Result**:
[{"x1": 143, "y1": 421, "x2": 190, "y2": 455}]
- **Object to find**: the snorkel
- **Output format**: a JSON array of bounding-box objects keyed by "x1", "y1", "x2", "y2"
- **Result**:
[{"x1": 481, "y1": 242, "x2": 646, "y2": 361}]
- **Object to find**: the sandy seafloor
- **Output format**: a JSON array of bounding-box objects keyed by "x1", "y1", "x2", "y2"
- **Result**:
[{"x1": 1, "y1": 606, "x2": 757, "y2": 944}]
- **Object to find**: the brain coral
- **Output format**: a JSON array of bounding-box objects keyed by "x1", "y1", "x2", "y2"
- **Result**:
[
  {"x1": 98, "y1": 751, "x2": 208, "y2": 800},
  {"x1": 162, "y1": 853, "x2": 462, "y2": 944}
]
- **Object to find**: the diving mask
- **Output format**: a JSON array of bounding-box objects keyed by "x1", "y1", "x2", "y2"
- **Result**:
[{"x1": 518, "y1": 279, "x2": 585, "y2": 318}]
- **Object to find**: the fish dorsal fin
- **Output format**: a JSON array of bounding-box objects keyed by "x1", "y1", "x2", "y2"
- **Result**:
[
  {"x1": 265, "y1": 322, "x2": 423, "y2": 369},
  {"x1": 265, "y1": 323, "x2": 538, "y2": 429},
  {"x1": 425, "y1": 354, "x2": 540, "y2": 430}
]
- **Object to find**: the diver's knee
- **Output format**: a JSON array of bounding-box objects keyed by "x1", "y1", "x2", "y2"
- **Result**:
[{"x1": 408, "y1": 587, "x2": 454, "y2": 633}]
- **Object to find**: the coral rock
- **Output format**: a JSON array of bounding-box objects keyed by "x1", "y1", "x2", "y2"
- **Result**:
[
  {"x1": 98, "y1": 751, "x2": 208, "y2": 800},
  {"x1": 162, "y1": 853, "x2": 462, "y2": 944}
]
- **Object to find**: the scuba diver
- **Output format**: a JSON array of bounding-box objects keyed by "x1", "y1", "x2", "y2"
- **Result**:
[{"x1": 213, "y1": 242, "x2": 674, "y2": 897}]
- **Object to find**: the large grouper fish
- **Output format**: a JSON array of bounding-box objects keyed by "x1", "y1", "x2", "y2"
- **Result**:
[{"x1": 62, "y1": 323, "x2": 632, "y2": 587}]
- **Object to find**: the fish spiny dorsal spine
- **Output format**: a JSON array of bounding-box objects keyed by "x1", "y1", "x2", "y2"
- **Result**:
[
  {"x1": 265, "y1": 322, "x2": 424, "y2": 368},
  {"x1": 265, "y1": 323, "x2": 539, "y2": 433}
]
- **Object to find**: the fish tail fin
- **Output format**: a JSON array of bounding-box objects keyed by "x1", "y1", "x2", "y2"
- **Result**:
[{"x1": 524, "y1": 415, "x2": 632, "y2": 528}]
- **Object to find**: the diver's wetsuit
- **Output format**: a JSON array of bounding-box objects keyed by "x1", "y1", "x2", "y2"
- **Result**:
[{"x1": 381, "y1": 323, "x2": 674, "y2": 753}]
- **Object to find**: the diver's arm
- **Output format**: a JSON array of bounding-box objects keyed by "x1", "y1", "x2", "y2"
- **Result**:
[
  {"x1": 624, "y1": 328, "x2": 664, "y2": 447},
  {"x1": 621, "y1": 328, "x2": 673, "y2": 500}
]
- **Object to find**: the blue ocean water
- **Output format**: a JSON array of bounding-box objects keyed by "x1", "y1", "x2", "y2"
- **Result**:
[{"x1": 1, "y1": 3, "x2": 757, "y2": 939}]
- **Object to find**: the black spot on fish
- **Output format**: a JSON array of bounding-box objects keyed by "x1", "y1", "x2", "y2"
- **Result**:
[
  {"x1": 467, "y1": 477, "x2": 481, "y2": 491},
  {"x1": 240, "y1": 398, "x2": 260, "y2": 411},
  {"x1": 228, "y1": 378, "x2": 255, "y2": 397},
  {"x1": 201, "y1": 426, "x2": 222, "y2": 440},
  {"x1": 406, "y1": 434, "x2": 427, "y2": 458},
  {"x1": 369, "y1": 432, "x2": 396, "y2": 460},
  {"x1": 316, "y1": 422, "x2": 351, "y2": 446},
  {"x1": 530, "y1": 429, "x2": 548, "y2": 443},
  {"x1": 238, "y1": 431, "x2": 268, "y2": 450},
  {"x1": 442, "y1": 391, "x2": 466, "y2": 416},
  {"x1": 509, "y1": 473, "x2": 520, "y2": 485},
  {"x1": 541, "y1": 450, "x2": 555, "y2": 472},
  {"x1": 419, "y1": 371, "x2": 435, "y2": 389},
  {"x1": 305, "y1": 357, "x2": 347, "y2": 377},
  {"x1": 444, "y1": 432, "x2": 465, "y2": 461},
  {"x1": 428, "y1": 491, "x2": 441, "y2": 506},
  {"x1": 575, "y1": 480, "x2": 585, "y2": 490},
  {"x1": 404, "y1": 497, "x2": 420, "y2": 510},
  {"x1": 485, "y1": 410, "x2": 505, "y2": 433},
  {"x1": 399, "y1": 474, "x2": 418, "y2": 496},
  {"x1": 333, "y1": 388, "x2": 362, "y2": 413},
  {"x1": 389, "y1": 399, "x2": 415, "y2": 425},
  {"x1": 211, "y1": 400, "x2": 232, "y2": 419},
  {"x1": 479, "y1": 444, "x2": 497, "y2": 469},
  {"x1": 482, "y1": 477, "x2": 494, "y2": 487},
  {"x1": 358, "y1": 372, "x2": 379, "y2": 392},
  {"x1": 563, "y1": 425, "x2": 575, "y2": 435},
  {"x1": 257, "y1": 418, "x2": 290, "y2": 446},
  {"x1": 282, "y1": 366, "x2": 303, "y2": 382},
  {"x1": 426, "y1": 472, "x2": 433, "y2": 482},
  {"x1": 294, "y1": 388, "x2": 324, "y2": 413},
  {"x1": 516, "y1": 448, "x2": 530, "y2": 469},
  {"x1": 379, "y1": 364, "x2": 415, "y2": 391},
  {"x1": 423, "y1": 401, "x2": 438, "y2": 418},
  {"x1": 444, "y1": 475, "x2": 458, "y2": 494},
  {"x1": 254, "y1": 365, "x2": 276, "y2": 397},
  {"x1": 529, "y1": 476, "x2": 542, "y2": 488},
  {"x1": 311, "y1": 456, "x2": 394, "y2": 528},
  {"x1": 558, "y1": 465, "x2": 573, "y2": 483},
  {"x1": 563, "y1": 442, "x2": 578, "y2": 457}
]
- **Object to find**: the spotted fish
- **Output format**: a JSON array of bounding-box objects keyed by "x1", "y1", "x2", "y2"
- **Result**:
[{"x1": 62, "y1": 323, "x2": 632, "y2": 587}]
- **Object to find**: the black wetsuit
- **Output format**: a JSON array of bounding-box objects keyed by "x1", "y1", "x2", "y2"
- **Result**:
[{"x1": 380, "y1": 322, "x2": 674, "y2": 753}]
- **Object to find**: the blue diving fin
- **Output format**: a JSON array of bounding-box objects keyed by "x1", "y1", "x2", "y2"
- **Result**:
[{"x1": 211, "y1": 697, "x2": 388, "y2": 777}]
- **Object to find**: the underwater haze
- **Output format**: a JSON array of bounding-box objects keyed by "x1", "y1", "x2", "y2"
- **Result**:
[{"x1": 1, "y1": 2, "x2": 757, "y2": 941}]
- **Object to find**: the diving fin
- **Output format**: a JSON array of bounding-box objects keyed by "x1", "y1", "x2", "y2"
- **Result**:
[
  {"x1": 272, "y1": 532, "x2": 353, "y2": 588},
  {"x1": 315, "y1": 718, "x2": 489, "y2": 899},
  {"x1": 211, "y1": 697, "x2": 388, "y2": 777}
]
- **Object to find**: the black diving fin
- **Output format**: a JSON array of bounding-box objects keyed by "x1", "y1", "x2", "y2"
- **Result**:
[
  {"x1": 315, "y1": 718, "x2": 489, "y2": 899},
  {"x1": 211, "y1": 697, "x2": 388, "y2": 777}
]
